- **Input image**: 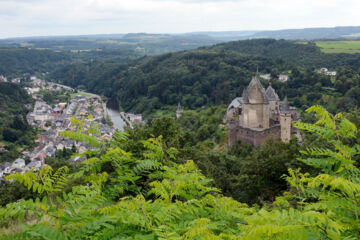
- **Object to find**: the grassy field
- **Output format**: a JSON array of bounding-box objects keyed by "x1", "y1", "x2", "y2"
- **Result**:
[
  {"x1": 316, "y1": 41, "x2": 360, "y2": 53},
  {"x1": 70, "y1": 92, "x2": 93, "y2": 99}
]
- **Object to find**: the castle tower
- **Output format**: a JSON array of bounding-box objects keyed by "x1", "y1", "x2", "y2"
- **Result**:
[
  {"x1": 265, "y1": 83, "x2": 280, "y2": 113},
  {"x1": 241, "y1": 76, "x2": 270, "y2": 129},
  {"x1": 176, "y1": 102, "x2": 184, "y2": 119},
  {"x1": 280, "y1": 96, "x2": 291, "y2": 143}
]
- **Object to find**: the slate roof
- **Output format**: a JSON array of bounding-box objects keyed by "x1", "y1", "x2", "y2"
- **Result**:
[
  {"x1": 242, "y1": 76, "x2": 269, "y2": 104},
  {"x1": 26, "y1": 160, "x2": 42, "y2": 169},
  {"x1": 280, "y1": 96, "x2": 290, "y2": 113},
  {"x1": 265, "y1": 85, "x2": 280, "y2": 101},
  {"x1": 227, "y1": 97, "x2": 242, "y2": 111}
]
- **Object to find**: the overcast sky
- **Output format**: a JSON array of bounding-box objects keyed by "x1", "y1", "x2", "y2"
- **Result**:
[{"x1": 0, "y1": 0, "x2": 359, "y2": 38}]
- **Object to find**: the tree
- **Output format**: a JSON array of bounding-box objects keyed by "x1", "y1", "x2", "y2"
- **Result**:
[
  {"x1": 2, "y1": 128, "x2": 20, "y2": 142},
  {"x1": 2, "y1": 106, "x2": 360, "y2": 239},
  {"x1": 10, "y1": 116, "x2": 27, "y2": 131}
]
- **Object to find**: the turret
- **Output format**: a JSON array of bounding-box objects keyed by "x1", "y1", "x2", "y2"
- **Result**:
[
  {"x1": 265, "y1": 83, "x2": 280, "y2": 113},
  {"x1": 280, "y1": 96, "x2": 291, "y2": 143},
  {"x1": 176, "y1": 102, "x2": 184, "y2": 119},
  {"x1": 265, "y1": 84, "x2": 280, "y2": 101},
  {"x1": 243, "y1": 76, "x2": 268, "y2": 104},
  {"x1": 241, "y1": 75, "x2": 270, "y2": 129}
]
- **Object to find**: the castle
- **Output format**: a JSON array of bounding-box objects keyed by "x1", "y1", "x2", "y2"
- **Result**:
[{"x1": 226, "y1": 75, "x2": 301, "y2": 146}]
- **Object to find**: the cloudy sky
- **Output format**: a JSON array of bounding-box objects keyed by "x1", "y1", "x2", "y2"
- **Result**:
[{"x1": 0, "y1": 0, "x2": 359, "y2": 38}]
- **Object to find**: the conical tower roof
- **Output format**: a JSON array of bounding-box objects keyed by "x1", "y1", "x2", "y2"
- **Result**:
[
  {"x1": 242, "y1": 75, "x2": 268, "y2": 104},
  {"x1": 242, "y1": 88, "x2": 249, "y2": 103},
  {"x1": 265, "y1": 84, "x2": 280, "y2": 101},
  {"x1": 281, "y1": 96, "x2": 290, "y2": 113},
  {"x1": 177, "y1": 102, "x2": 182, "y2": 112}
]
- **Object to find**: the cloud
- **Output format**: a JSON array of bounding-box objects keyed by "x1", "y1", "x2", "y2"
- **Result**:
[{"x1": 0, "y1": 0, "x2": 359, "y2": 38}]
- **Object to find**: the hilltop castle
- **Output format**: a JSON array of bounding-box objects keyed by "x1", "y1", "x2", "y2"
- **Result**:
[{"x1": 226, "y1": 75, "x2": 301, "y2": 146}]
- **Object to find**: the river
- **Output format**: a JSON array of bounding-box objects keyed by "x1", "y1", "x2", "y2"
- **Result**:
[{"x1": 106, "y1": 100, "x2": 127, "y2": 132}]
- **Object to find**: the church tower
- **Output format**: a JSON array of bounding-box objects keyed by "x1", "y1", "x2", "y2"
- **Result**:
[
  {"x1": 241, "y1": 75, "x2": 270, "y2": 129},
  {"x1": 176, "y1": 102, "x2": 184, "y2": 119}
]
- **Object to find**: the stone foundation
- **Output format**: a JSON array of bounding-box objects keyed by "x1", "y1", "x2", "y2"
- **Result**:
[{"x1": 228, "y1": 122, "x2": 281, "y2": 147}]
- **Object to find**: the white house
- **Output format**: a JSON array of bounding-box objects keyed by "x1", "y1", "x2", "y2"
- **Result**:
[
  {"x1": 12, "y1": 158, "x2": 26, "y2": 169},
  {"x1": 278, "y1": 74, "x2": 289, "y2": 82},
  {"x1": 325, "y1": 71, "x2": 337, "y2": 76},
  {"x1": 260, "y1": 74, "x2": 271, "y2": 80}
]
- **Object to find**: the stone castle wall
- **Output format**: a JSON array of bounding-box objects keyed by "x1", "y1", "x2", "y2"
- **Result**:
[{"x1": 228, "y1": 122, "x2": 281, "y2": 147}]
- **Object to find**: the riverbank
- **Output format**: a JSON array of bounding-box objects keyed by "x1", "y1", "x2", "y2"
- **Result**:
[
  {"x1": 49, "y1": 81, "x2": 128, "y2": 131},
  {"x1": 107, "y1": 108, "x2": 127, "y2": 131}
]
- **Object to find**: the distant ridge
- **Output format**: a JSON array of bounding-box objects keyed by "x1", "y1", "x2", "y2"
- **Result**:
[
  {"x1": 1, "y1": 26, "x2": 360, "y2": 42},
  {"x1": 190, "y1": 26, "x2": 360, "y2": 41},
  {"x1": 251, "y1": 26, "x2": 360, "y2": 40}
]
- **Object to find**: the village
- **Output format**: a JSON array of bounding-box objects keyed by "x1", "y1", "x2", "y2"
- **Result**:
[{"x1": 0, "y1": 76, "x2": 143, "y2": 179}]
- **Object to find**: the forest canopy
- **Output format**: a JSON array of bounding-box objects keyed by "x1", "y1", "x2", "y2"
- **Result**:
[
  {"x1": 0, "y1": 83, "x2": 35, "y2": 162},
  {"x1": 0, "y1": 106, "x2": 360, "y2": 239}
]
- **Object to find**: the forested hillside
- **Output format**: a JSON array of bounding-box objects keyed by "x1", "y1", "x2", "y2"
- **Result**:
[
  {"x1": 212, "y1": 39, "x2": 360, "y2": 68},
  {"x1": 50, "y1": 39, "x2": 360, "y2": 115},
  {"x1": 0, "y1": 83, "x2": 35, "y2": 162},
  {"x1": 51, "y1": 50, "x2": 291, "y2": 114},
  {"x1": 0, "y1": 48, "x2": 70, "y2": 77},
  {"x1": 213, "y1": 39, "x2": 322, "y2": 66}
]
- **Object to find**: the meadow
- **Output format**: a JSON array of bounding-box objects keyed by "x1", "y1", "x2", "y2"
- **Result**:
[
  {"x1": 315, "y1": 40, "x2": 360, "y2": 53},
  {"x1": 70, "y1": 92, "x2": 93, "y2": 99}
]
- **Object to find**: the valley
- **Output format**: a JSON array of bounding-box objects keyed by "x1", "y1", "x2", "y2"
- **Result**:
[
  {"x1": 1, "y1": 34, "x2": 360, "y2": 239},
  {"x1": 2, "y1": 0, "x2": 360, "y2": 237}
]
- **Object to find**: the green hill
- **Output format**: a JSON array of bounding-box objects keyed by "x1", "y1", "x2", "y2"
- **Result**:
[
  {"x1": 212, "y1": 39, "x2": 360, "y2": 68},
  {"x1": 50, "y1": 49, "x2": 290, "y2": 114},
  {"x1": 0, "y1": 47, "x2": 70, "y2": 77},
  {"x1": 50, "y1": 39, "x2": 360, "y2": 115}
]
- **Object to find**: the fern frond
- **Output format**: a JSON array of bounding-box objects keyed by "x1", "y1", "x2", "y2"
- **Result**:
[{"x1": 60, "y1": 131, "x2": 104, "y2": 148}]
